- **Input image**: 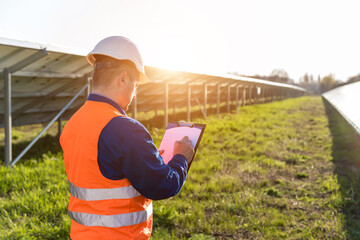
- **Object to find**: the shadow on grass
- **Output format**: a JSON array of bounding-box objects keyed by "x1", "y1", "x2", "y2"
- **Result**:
[
  {"x1": 323, "y1": 98, "x2": 360, "y2": 239},
  {"x1": 0, "y1": 134, "x2": 62, "y2": 166}
]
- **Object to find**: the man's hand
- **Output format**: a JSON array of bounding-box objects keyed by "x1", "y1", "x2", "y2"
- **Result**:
[{"x1": 173, "y1": 136, "x2": 195, "y2": 164}]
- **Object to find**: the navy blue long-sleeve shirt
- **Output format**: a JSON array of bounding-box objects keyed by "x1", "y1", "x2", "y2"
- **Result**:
[{"x1": 88, "y1": 93, "x2": 188, "y2": 200}]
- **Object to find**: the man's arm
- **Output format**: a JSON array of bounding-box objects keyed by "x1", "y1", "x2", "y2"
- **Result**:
[{"x1": 98, "y1": 117, "x2": 189, "y2": 200}]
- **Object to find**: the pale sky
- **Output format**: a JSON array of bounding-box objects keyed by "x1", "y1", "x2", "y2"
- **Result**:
[{"x1": 0, "y1": 0, "x2": 359, "y2": 82}]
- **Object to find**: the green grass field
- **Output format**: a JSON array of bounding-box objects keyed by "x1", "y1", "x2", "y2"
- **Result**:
[{"x1": 1, "y1": 96, "x2": 360, "y2": 239}]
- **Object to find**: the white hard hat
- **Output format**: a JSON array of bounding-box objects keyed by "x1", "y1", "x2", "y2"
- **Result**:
[{"x1": 87, "y1": 36, "x2": 150, "y2": 83}]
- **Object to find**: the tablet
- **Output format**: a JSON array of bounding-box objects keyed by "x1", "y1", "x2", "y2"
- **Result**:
[{"x1": 159, "y1": 121, "x2": 206, "y2": 171}]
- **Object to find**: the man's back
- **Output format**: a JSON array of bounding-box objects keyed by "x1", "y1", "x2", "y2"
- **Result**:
[{"x1": 61, "y1": 100, "x2": 152, "y2": 240}]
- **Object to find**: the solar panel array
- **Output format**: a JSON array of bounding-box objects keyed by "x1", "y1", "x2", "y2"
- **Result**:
[
  {"x1": 322, "y1": 81, "x2": 360, "y2": 135},
  {"x1": 0, "y1": 37, "x2": 305, "y2": 166},
  {"x1": 0, "y1": 38, "x2": 91, "y2": 127},
  {"x1": 0, "y1": 37, "x2": 304, "y2": 127}
]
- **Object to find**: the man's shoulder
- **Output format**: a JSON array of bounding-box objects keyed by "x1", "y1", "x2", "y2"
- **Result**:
[
  {"x1": 104, "y1": 116, "x2": 150, "y2": 135},
  {"x1": 99, "y1": 116, "x2": 153, "y2": 147}
]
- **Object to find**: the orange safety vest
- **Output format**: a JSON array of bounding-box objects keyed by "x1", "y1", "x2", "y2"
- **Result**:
[{"x1": 60, "y1": 100, "x2": 152, "y2": 240}]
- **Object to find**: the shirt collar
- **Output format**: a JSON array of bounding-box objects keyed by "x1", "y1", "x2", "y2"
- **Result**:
[{"x1": 88, "y1": 93, "x2": 127, "y2": 116}]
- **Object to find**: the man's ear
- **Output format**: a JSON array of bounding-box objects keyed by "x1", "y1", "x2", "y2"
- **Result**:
[{"x1": 117, "y1": 71, "x2": 128, "y2": 86}]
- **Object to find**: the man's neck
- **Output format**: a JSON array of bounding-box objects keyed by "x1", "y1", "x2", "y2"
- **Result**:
[
  {"x1": 92, "y1": 90, "x2": 118, "y2": 104},
  {"x1": 92, "y1": 88, "x2": 127, "y2": 112}
]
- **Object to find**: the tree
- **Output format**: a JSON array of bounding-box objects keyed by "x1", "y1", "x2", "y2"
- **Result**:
[
  {"x1": 309, "y1": 74, "x2": 314, "y2": 83},
  {"x1": 299, "y1": 73, "x2": 320, "y2": 95},
  {"x1": 320, "y1": 74, "x2": 336, "y2": 93},
  {"x1": 347, "y1": 74, "x2": 360, "y2": 84},
  {"x1": 268, "y1": 69, "x2": 292, "y2": 83},
  {"x1": 270, "y1": 69, "x2": 289, "y2": 79},
  {"x1": 302, "y1": 73, "x2": 310, "y2": 84}
]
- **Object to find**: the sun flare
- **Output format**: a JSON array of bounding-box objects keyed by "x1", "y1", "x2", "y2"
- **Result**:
[{"x1": 148, "y1": 35, "x2": 201, "y2": 72}]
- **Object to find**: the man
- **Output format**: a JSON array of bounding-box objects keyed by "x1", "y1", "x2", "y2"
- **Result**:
[{"x1": 60, "y1": 36, "x2": 194, "y2": 240}]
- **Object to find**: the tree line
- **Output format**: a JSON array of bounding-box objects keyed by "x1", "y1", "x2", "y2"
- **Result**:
[
  {"x1": 230, "y1": 69, "x2": 360, "y2": 95},
  {"x1": 299, "y1": 73, "x2": 360, "y2": 94}
]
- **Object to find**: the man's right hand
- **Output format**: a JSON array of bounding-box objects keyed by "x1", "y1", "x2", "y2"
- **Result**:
[{"x1": 173, "y1": 136, "x2": 195, "y2": 164}]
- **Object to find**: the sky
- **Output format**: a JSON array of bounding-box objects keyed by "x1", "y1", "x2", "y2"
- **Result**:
[{"x1": 0, "y1": 0, "x2": 359, "y2": 82}]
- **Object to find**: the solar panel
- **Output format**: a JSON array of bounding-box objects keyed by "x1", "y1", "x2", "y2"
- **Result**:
[
  {"x1": 323, "y1": 81, "x2": 360, "y2": 135},
  {"x1": 0, "y1": 37, "x2": 305, "y2": 166}
]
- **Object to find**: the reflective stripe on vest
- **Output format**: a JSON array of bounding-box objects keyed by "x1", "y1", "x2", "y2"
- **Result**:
[
  {"x1": 69, "y1": 181, "x2": 140, "y2": 201},
  {"x1": 68, "y1": 202, "x2": 153, "y2": 228}
]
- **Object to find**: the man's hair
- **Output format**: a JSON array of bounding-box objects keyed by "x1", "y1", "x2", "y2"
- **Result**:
[{"x1": 92, "y1": 55, "x2": 139, "y2": 88}]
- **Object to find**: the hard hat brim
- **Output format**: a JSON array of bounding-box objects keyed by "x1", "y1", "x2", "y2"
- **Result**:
[
  {"x1": 87, "y1": 53, "x2": 150, "y2": 84},
  {"x1": 139, "y1": 72, "x2": 150, "y2": 84}
]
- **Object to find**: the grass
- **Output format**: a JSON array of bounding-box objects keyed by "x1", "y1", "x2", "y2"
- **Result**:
[{"x1": 1, "y1": 96, "x2": 360, "y2": 239}]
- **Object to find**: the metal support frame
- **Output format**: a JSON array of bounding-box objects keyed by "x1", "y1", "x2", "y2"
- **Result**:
[
  {"x1": 242, "y1": 87, "x2": 246, "y2": 106},
  {"x1": 84, "y1": 76, "x2": 92, "y2": 103},
  {"x1": 254, "y1": 87, "x2": 257, "y2": 104},
  {"x1": 263, "y1": 87, "x2": 266, "y2": 103},
  {"x1": 87, "y1": 77, "x2": 92, "y2": 97},
  {"x1": 57, "y1": 117, "x2": 62, "y2": 137},
  {"x1": 3, "y1": 48, "x2": 48, "y2": 166},
  {"x1": 4, "y1": 69, "x2": 12, "y2": 166},
  {"x1": 269, "y1": 88, "x2": 272, "y2": 102},
  {"x1": 227, "y1": 84, "x2": 231, "y2": 113},
  {"x1": 10, "y1": 83, "x2": 88, "y2": 167},
  {"x1": 11, "y1": 70, "x2": 82, "y2": 79},
  {"x1": 248, "y1": 86, "x2": 252, "y2": 105},
  {"x1": 254, "y1": 86, "x2": 258, "y2": 104},
  {"x1": 164, "y1": 81, "x2": 169, "y2": 129},
  {"x1": 10, "y1": 49, "x2": 48, "y2": 73},
  {"x1": 217, "y1": 84, "x2": 221, "y2": 117},
  {"x1": 203, "y1": 84, "x2": 207, "y2": 118},
  {"x1": 194, "y1": 97, "x2": 206, "y2": 118},
  {"x1": 256, "y1": 87, "x2": 259, "y2": 104},
  {"x1": 187, "y1": 83, "x2": 191, "y2": 122},
  {"x1": 236, "y1": 85, "x2": 240, "y2": 113},
  {"x1": 34, "y1": 54, "x2": 70, "y2": 72},
  {"x1": 12, "y1": 80, "x2": 83, "y2": 120},
  {"x1": 72, "y1": 63, "x2": 90, "y2": 74},
  {"x1": 0, "y1": 48, "x2": 25, "y2": 64},
  {"x1": 265, "y1": 87, "x2": 267, "y2": 103}
]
